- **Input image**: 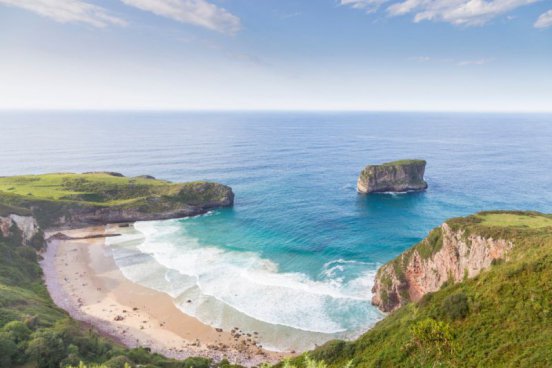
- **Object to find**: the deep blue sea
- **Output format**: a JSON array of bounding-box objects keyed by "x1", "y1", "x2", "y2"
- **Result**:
[{"x1": 1, "y1": 111, "x2": 551, "y2": 350}]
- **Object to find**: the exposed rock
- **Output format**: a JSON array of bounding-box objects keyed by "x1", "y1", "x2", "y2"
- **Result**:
[
  {"x1": 372, "y1": 222, "x2": 513, "y2": 312},
  {"x1": 0, "y1": 214, "x2": 41, "y2": 245},
  {"x1": 32, "y1": 183, "x2": 233, "y2": 229},
  {"x1": 357, "y1": 159, "x2": 428, "y2": 194}
]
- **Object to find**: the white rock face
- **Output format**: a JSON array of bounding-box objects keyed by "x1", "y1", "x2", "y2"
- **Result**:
[{"x1": 0, "y1": 214, "x2": 40, "y2": 244}]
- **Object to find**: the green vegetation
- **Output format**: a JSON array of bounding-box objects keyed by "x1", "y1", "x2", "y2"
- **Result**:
[
  {"x1": 380, "y1": 159, "x2": 426, "y2": 167},
  {"x1": 0, "y1": 172, "x2": 223, "y2": 206},
  {"x1": 0, "y1": 172, "x2": 233, "y2": 228},
  {"x1": 297, "y1": 211, "x2": 552, "y2": 367},
  {"x1": 476, "y1": 212, "x2": 552, "y2": 229},
  {"x1": 0, "y1": 229, "x2": 239, "y2": 367}
]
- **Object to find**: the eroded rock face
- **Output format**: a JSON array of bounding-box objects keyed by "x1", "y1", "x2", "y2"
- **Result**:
[
  {"x1": 45, "y1": 182, "x2": 235, "y2": 229},
  {"x1": 372, "y1": 223, "x2": 513, "y2": 312},
  {"x1": 357, "y1": 160, "x2": 428, "y2": 194},
  {"x1": 0, "y1": 214, "x2": 40, "y2": 245}
]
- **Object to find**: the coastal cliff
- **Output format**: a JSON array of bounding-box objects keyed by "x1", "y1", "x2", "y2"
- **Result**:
[
  {"x1": 306, "y1": 211, "x2": 552, "y2": 367},
  {"x1": 357, "y1": 159, "x2": 427, "y2": 194},
  {"x1": 0, "y1": 172, "x2": 234, "y2": 229},
  {"x1": 372, "y1": 212, "x2": 522, "y2": 312}
]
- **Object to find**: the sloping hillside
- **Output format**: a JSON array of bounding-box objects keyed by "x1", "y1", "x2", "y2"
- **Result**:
[{"x1": 298, "y1": 211, "x2": 552, "y2": 367}]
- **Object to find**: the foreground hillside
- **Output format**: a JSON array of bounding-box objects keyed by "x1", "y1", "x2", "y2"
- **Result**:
[{"x1": 300, "y1": 211, "x2": 552, "y2": 367}]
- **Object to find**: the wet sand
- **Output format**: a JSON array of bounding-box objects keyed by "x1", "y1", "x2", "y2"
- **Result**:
[{"x1": 41, "y1": 225, "x2": 287, "y2": 367}]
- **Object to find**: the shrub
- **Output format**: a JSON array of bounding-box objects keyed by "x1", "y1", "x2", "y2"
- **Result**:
[
  {"x1": 2, "y1": 320, "x2": 32, "y2": 343},
  {"x1": 408, "y1": 318, "x2": 455, "y2": 359},
  {"x1": 442, "y1": 292, "x2": 469, "y2": 320},
  {"x1": 0, "y1": 331, "x2": 17, "y2": 367},
  {"x1": 103, "y1": 355, "x2": 135, "y2": 368},
  {"x1": 26, "y1": 329, "x2": 66, "y2": 368},
  {"x1": 182, "y1": 356, "x2": 211, "y2": 368}
]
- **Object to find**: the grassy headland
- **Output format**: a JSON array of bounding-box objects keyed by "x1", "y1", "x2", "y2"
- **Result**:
[
  {"x1": 0, "y1": 172, "x2": 234, "y2": 228},
  {"x1": 294, "y1": 211, "x2": 552, "y2": 367}
]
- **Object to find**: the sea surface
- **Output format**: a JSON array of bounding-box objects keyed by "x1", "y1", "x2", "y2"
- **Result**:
[{"x1": 1, "y1": 111, "x2": 552, "y2": 351}]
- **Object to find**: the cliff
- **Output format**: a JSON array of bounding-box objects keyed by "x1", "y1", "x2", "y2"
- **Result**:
[
  {"x1": 304, "y1": 211, "x2": 552, "y2": 368},
  {"x1": 357, "y1": 159, "x2": 427, "y2": 194},
  {"x1": 0, "y1": 172, "x2": 234, "y2": 229},
  {"x1": 371, "y1": 211, "x2": 552, "y2": 312}
]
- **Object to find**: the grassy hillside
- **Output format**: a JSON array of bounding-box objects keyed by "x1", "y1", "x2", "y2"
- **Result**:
[
  {"x1": 293, "y1": 211, "x2": 552, "y2": 368},
  {"x1": 0, "y1": 172, "x2": 233, "y2": 228}
]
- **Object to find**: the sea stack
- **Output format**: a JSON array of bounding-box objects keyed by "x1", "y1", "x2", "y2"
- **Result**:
[{"x1": 357, "y1": 159, "x2": 428, "y2": 194}]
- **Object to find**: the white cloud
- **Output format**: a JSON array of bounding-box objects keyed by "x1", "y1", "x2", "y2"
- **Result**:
[
  {"x1": 535, "y1": 9, "x2": 552, "y2": 28},
  {"x1": 0, "y1": 0, "x2": 126, "y2": 27},
  {"x1": 408, "y1": 55, "x2": 431, "y2": 62},
  {"x1": 340, "y1": 0, "x2": 388, "y2": 13},
  {"x1": 457, "y1": 57, "x2": 493, "y2": 66},
  {"x1": 121, "y1": 0, "x2": 241, "y2": 34},
  {"x1": 389, "y1": 0, "x2": 538, "y2": 26},
  {"x1": 345, "y1": 0, "x2": 539, "y2": 26}
]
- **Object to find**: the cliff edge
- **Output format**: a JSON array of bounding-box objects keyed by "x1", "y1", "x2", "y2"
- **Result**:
[
  {"x1": 357, "y1": 159, "x2": 427, "y2": 194},
  {"x1": 371, "y1": 211, "x2": 552, "y2": 312}
]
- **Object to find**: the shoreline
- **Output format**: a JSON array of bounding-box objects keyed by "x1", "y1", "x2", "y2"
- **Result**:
[{"x1": 41, "y1": 225, "x2": 287, "y2": 367}]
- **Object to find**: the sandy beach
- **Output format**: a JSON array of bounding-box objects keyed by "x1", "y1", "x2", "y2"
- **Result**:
[{"x1": 41, "y1": 225, "x2": 288, "y2": 367}]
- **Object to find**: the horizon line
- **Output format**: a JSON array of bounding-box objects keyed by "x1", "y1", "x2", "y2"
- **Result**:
[{"x1": 1, "y1": 108, "x2": 552, "y2": 114}]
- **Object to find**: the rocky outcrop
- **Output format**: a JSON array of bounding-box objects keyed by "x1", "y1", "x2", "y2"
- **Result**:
[
  {"x1": 0, "y1": 214, "x2": 41, "y2": 245},
  {"x1": 372, "y1": 222, "x2": 513, "y2": 312},
  {"x1": 32, "y1": 182, "x2": 234, "y2": 229},
  {"x1": 357, "y1": 159, "x2": 427, "y2": 194}
]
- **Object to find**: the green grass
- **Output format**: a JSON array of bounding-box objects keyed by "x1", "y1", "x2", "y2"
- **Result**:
[
  {"x1": 0, "y1": 172, "x2": 233, "y2": 228},
  {"x1": 0, "y1": 173, "x2": 176, "y2": 205},
  {"x1": 299, "y1": 211, "x2": 552, "y2": 368},
  {"x1": 476, "y1": 213, "x2": 552, "y2": 229},
  {"x1": 380, "y1": 159, "x2": 426, "y2": 167}
]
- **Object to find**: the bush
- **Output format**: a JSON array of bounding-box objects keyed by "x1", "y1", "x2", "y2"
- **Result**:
[
  {"x1": 182, "y1": 356, "x2": 211, "y2": 368},
  {"x1": 103, "y1": 355, "x2": 135, "y2": 368},
  {"x1": 408, "y1": 318, "x2": 455, "y2": 359},
  {"x1": 2, "y1": 320, "x2": 32, "y2": 343},
  {"x1": 442, "y1": 292, "x2": 469, "y2": 320},
  {"x1": 0, "y1": 331, "x2": 17, "y2": 367},
  {"x1": 26, "y1": 329, "x2": 66, "y2": 368}
]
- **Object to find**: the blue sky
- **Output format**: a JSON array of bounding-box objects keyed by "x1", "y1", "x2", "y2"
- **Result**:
[{"x1": 0, "y1": 0, "x2": 551, "y2": 111}]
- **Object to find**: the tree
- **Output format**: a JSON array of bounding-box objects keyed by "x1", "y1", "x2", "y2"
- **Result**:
[{"x1": 26, "y1": 329, "x2": 66, "y2": 368}]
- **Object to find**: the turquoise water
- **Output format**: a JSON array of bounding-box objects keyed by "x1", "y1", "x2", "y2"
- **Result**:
[{"x1": 1, "y1": 111, "x2": 552, "y2": 350}]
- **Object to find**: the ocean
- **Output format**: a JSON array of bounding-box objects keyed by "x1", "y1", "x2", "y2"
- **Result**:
[{"x1": 1, "y1": 111, "x2": 551, "y2": 351}]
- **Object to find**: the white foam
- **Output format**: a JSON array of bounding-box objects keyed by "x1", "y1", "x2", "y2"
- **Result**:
[{"x1": 108, "y1": 220, "x2": 383, "y2": 347}]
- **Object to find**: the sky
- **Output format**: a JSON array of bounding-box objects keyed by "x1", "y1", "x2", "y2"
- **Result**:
[{"x1": 0, "y1": 0, "x2": 551, "y2": 112}]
